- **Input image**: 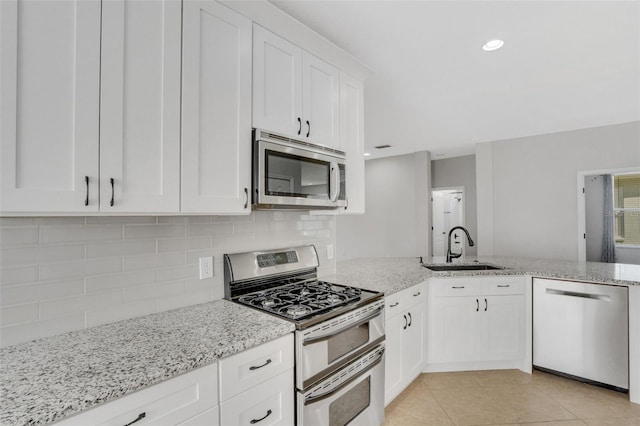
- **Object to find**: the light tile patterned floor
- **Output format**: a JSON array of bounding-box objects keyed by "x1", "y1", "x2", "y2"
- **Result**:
[{"x1": 384, "y1": 370, "x2": 640, "y2": 426}]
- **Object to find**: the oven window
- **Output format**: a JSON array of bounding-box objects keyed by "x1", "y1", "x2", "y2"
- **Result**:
[
  {"x1": 328, "y1": 322, "x2": 369, "y2": 363},
  {"x1": 265, "y1": 150, "x2": 330, "y2": 199},
  {"x1": 329, "y1": 377, "x2": 370, "y2": 426}
]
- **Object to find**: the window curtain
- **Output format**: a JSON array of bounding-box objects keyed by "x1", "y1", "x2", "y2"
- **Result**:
[{"x1": 601, "y1": 174, "x2": 617, "y2": 263}]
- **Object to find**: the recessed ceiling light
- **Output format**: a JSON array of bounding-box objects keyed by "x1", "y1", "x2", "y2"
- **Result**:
[
  {"x1": 482, "y1": 39, "x2": 504, "y2": 52},
  {"x1": 364, "y1": 152, "x2": 371, "y2": 157}
]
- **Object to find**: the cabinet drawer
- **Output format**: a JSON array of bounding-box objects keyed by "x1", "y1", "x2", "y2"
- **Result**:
[
  {"x1": 385, "y1": 291, "x2": 404, "y2": 317},
  {"x1": 220, "y1": 369, "x2": 294, "y2": 426},
  {"x1": 403, "y1": 282, "x2": 426, "y2": 309},
  {"x1": 430, "y1": 279, "x2": 479, "y2": 297},
  {"x1": 219, "y1": 333, "x2": 294, "y2": 401},
  {"x1": 177, "y1": 406, "x2": 219, "y2": 426},
  {"x1": 481, "y1": 278, "x2": 525, "y2": 295},
  {"x1": 56, "y1": 363, "x2": 218, "y2": 426}
]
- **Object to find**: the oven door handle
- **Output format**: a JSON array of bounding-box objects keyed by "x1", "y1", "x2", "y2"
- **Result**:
[
  {"x1": 302, "y1": 306, "x2": 383, "y2": 346},
  {"x1": 304, "y1": 347, "x2": 385, "y2": 405}
]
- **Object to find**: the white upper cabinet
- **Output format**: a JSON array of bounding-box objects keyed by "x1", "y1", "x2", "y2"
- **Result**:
[
  {"x1": 252, "y1": 24, "x2": 302, "y2": 138},
  {"x1": 253, "y1": 25, "x2": 340, "y2": 149},
  {"x1": 100, "y1": 0, "x2": 181, "y2": 213},
  {"x1": 0, "y1": 0, "x2": 101, "y2": 213},
  {"x1": 181, "y1": 0, "x2": 252, "y2": 214},
  {"x1": 302, "y1": 52, "x2": 340, "y2": 147},
  {"x1": 340, "y1": 72, "x2": 365, "y2": 214}
]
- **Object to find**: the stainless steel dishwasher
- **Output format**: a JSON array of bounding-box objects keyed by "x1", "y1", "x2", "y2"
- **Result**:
[{"x1": 533, "y1": 278, "x2": 629, "y2": 390}]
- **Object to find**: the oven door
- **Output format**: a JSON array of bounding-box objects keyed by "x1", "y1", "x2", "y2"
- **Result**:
[
  {"x1": 298, "y1": 344, "x2": 385, "y2": 426},
  {"x1": 296, "y1": 300, "x2": 385, "y2": 389},
  {"x1": 255, "y1": 139, "x2": 346, "y2": 209}
]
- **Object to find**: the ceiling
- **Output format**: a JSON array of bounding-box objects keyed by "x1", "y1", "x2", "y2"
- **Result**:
[{"x1": 269, "y1": 0, "x2": 640, "y2": 160}]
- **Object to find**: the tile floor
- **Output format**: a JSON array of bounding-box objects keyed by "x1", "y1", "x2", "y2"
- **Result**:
[{"x1": 384, "y1": 370, "x2": 640, "y2": 426}]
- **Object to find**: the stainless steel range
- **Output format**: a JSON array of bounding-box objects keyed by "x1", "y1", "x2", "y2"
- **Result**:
[{"x1": 224, "y1": 245, "x2": 385, "y2": 426}]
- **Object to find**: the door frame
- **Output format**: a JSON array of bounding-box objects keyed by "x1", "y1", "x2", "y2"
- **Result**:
[
  {"x1": 431, "y1": 186, "x2": 465, "y2": 259},
  {"x1": 576, "y1": 167, "x2": 640, "y2": 261}
]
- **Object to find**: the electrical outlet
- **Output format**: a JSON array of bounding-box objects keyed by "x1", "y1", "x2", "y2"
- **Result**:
[
  {"x1": 327, "y1": 244, "x2": 334, "y2": 260},
  {"x1": 199, "y1": 257, "x2": 214, "y2": 279}
]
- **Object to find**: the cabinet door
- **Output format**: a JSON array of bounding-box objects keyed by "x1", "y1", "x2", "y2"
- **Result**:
[
  {"x1": 99, "y1": 0, "x2": 181, "y2": 213},
  {"x1": 403, "y1": 306, "x2": 426, "y2": 382},
  {"x1": 384, "y1": 312, "x2": 405, "y2": 405},
  {"x1": 0, "y1": 0, "x2": 100, "y2": 213},
  {"x1": 302, "y1": 52, "x2": 340, "y2": 148},
  {"x1": 429, "y1": 296, "x2": 480, "y2": 363},
  {"x1": 252, "y1": 25, "x2": 302, "y2": 137},
  {"x1": 483, "y1": 295, "x2": 525, "y2": 361},
  {"x1": 339, "y1": 72, "x2": 365, "y2": 214},
  {"x1": 181, "y1": 0, "x2": 252, "y2": 214}
]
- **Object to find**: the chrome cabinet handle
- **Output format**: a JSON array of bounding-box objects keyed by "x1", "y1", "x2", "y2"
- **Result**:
[
  {"x1": 484, "y1": 298, "x2": 488, "y2": 311},
  {"x1": 306, "y1": 120, "x2": 310, "y2": 137},
  {"x1": 84, "y1": 176, "x2": 89, "y2": 206},
  {"x1": 407, "y1": 312, "x2": 412, "y2": 327},
  {"x1": 403, "y1": 314, "x2": 407, "y2": 330},
  {"x1": 389, "y1": 302, "x2": 399, "y2": 308},
  {"x1": 250, "y1": 409, "x2": 272, "y2": 424},
  {"x1": 297, "y1": 117, "x2": 302, "y2": 135},
  {"x1": 244, "y1": 187, "x2": 249, "y2": 209},
  {"x1": 249, "y1": 358, "x2": 272, "y2": 371},
  {"x1": 110, "y1": 178, "x2": 115, "y2": 206},
  {"x1": 476, "y1": 298, "x2": 479, "y2": 312},
  {"x1": 123, "y1": 412, "x2": 146, "y2": 426}
]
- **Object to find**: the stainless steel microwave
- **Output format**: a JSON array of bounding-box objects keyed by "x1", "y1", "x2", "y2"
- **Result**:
[{"x1": 252, "y1": 129, "x2": 346, "y2": 210}]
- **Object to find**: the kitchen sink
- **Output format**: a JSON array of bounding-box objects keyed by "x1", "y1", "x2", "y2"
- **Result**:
[{"x1": 423, "y1": 264, "x2": 505, "y2": 272}]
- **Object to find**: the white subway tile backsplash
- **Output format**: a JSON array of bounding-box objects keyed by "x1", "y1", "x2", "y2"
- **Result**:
[
  {"x1": 86, "y1": 239, "x2": 156, "y2": 259},
  {"x1": 123, "y1": 252, "x2": 185, "y2": 272},
  {"x1": 86, "y1": 269, "x2": 156, "y2": 293},
  {"x1": 0, "y1": 213, "x2": 335, "y2": 347},
  {"x1": 1, "y1": 280, "x2": 84, "y2": 306},
  {"x1": 0, "y1": 302, "x2": 38, "y2": 326},
  {"x1": 0, "y1": 244, "x2": 85, "y2": 266},
  {"x1": 0, "y1": 227, "x2": 39, "y2": 246},
  {"x1": 0, "y1": 265, "x2": 38, "y2": 286},
  {"x1": 157, "y1": 236, "x2": 211, "y2": 253},
  {"x1": 40, "y1": 225, "x2": 123, "y2": 244},
  {"x1": 39, "y1": 257, "x2": 123, "y2": 281},
  {"x1": 39, "y1": 290, "x2": 123, "y2": 320},
  {"x1": 124, "y1": 224, "x2": 186, "y2": 239}
]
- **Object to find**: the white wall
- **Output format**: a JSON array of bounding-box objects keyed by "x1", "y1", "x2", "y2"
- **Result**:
[
  {"x1": 476, "y1": 121, "x2": 640, "y2": 261},
  {"x1": 0, "y1": 212, "x2": 336, "y2": 347},
  {"x1": 431, "y1": 155, "x2": 477, "y2": 256},
  {"x1": 336, "y1": 152, "x2": 431, "y2": 261}
]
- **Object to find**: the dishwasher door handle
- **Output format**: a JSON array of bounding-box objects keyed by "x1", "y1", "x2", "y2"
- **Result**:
[{"x1": 546, "y1": 288, "x2": 611, "y2": 302}]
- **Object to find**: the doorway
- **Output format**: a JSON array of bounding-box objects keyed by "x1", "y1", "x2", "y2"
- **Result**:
[{"x1": 432, "y1": 187, "x2": 465, "y2": 260}]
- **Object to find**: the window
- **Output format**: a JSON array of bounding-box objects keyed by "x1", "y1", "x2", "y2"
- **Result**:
[{"x1": 613, "y1": 173, "x2": 640, "y2": 246}]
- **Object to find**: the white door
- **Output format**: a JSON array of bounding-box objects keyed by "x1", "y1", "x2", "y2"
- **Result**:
[
  {"x1": 100, "y1": 0, "x2": 181, "y2": 213},
  {"x1": 431, "y1": 188, "x2": 465, "y2": 259},
  {"x1": 302, "y1": 52, "x2": 340, "y2": 148},
  {"x1": 403, "y1": 306, "x2": 425, "y2": 381},
  {"x1": 384, "y1": 313, "x2": 405, "y2": 405},
  {"x1": 0, "y1": 0, "x2": 100, "y2": 213},
  {"x1": 252, "y1": 25, "x2": 302, "y2": 138},
  {"x1": 340, "y1": 72, "x2": 365, "y2": 214},
  {"x1": 483, "y1": 295, "x2": 525, "y2": 361},
  {"x1": 181, "y1": 0, "x2": 252, "y2": 214},
  {"x1": 429, "y1": 296, "x2": 479, "y2": 363}
]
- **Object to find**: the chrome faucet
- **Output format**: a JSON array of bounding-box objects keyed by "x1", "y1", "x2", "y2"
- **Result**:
[{"x1": 446, "y1": 226, "x2": 475, "y2": 263}]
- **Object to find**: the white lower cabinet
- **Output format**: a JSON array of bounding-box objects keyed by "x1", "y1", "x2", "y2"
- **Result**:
[
  {"x1": 55, "y1": 363, "x2": 219, "y2": 426},
  {"x1": 384, "y1": 282, "x2": 426, "y2": 405},
  {"x1": 426, "y1": 276, "x2": 526, "y2": 371}
]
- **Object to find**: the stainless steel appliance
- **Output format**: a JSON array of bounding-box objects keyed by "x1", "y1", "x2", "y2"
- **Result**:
[
  {"x1": 252, "y1": 129, "x2": 346, "y2": 210},
  {"x1": 224, "y1": 245, "x2": 385, "y2": 426},
  {"x1": 533, "y1": 278, "x2": 629, "y2": 390}
]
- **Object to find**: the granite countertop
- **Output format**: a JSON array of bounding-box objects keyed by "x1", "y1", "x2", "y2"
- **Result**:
[
  {"x1": 0, "y1": 299, "x2": 295, "y2": 426},
  {"x1": 327, "y1": 256, "x2": 640, "y2": 295}
]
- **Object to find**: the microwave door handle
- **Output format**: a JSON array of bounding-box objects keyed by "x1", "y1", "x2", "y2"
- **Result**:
[
  {"x1": 329, "y1": 162, "x2": 340, "y2": 202},
  {"x1": 302, "y1": 306, "x2": 383, "y2": 346}
]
